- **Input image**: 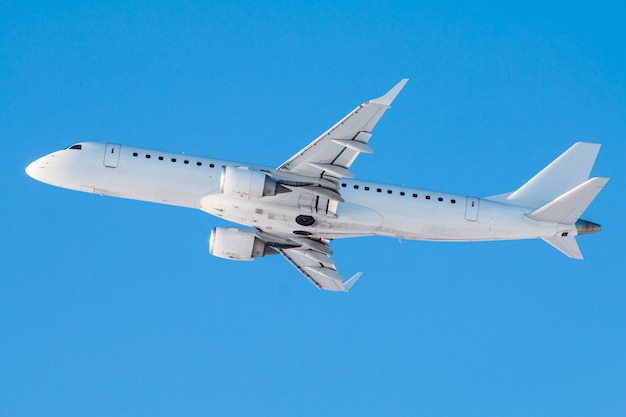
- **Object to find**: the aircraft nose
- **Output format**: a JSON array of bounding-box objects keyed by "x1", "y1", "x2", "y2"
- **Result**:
[
  {"x1": 25, "y1": 156, "x2": 52, "y2": 182},
  {"x1": 25, "y1": 160, "x2": 38, "y2": 178}
]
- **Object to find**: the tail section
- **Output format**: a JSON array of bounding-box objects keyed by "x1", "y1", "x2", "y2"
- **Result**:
[
  {"x1": 530, "y1": 176, "x2": 608, "y2": 259},
  {"x1": 487, "y1": 142, "x2": 608, "y2": 259}
]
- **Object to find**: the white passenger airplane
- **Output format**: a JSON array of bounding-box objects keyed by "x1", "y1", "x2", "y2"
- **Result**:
[{"x1": 26, "y1": 79, "x2": 609, "y2": 291}]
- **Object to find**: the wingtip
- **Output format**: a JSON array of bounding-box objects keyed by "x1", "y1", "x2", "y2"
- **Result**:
[
  {"x1": 343, "y1": 272, "x2": 363, "y2": 292},
  {"x1": 370, "y1": 79, "x2": 409, "y2": 106}
]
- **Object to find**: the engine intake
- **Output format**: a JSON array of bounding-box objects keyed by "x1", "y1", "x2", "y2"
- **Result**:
[{"x1": 209, "y1": 227, "x2": 276, "y2": 261}]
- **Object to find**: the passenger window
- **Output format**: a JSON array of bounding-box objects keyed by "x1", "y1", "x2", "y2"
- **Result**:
[
  {"x1": 412, "y1": 193, "x2": 418, "y2": 198},
  {"x1": 451, "y1": 199, "x2": 456, "y2": 204},
  {"x1": 354, "y1": 185, "x2": 359, "y2": 189},
  {"x1": 197, "y1": 162, "x2": 202, "y2": 166},
  {"x1": 158, "y1": 156, "x2": 164, "y2": 160},
  {"x1": 364, "y1": 186, "x2": 370, "y2": 191},
  {"x1": 184, "y1": 160, "x2": 189, "y2": 164},
  {"x1": 341, "y1": 183, "x2": 347, "y2": 188},
  {"x1": 438, "y1": 197, "x2": 443, "y2": 202},
  {"x1": 133, "y1": 152, "x2": 138, "y2": 157},
  {"x1": 387, "y1": 190, "x2": 392, "y2": 194},
  {"x1": 146, "y1": 154, "x2": 151, "y2": 159},
  {"x1": 171, "y1": 158, "x2": 177, "y2": 162},
  {"x1": 377, "y1": 188, "x2": 382, "y2": 192},
  {"x1": 400, "y1": 191, "x2": 405, "y2": 196},
  {"x1": 425, "y1": 195, "x2": 431, "y2": 200},
  {"x1": 209, "y1": 163, "x2": 215, "y2": 168}
]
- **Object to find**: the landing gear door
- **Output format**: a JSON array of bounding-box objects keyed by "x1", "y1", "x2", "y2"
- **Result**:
[
  {"x1": 104, "y1": 143, "x2": 121, "y2": 168},
  {"x1": 465, "y1": 197, "x2": 479, "y2": 222}
]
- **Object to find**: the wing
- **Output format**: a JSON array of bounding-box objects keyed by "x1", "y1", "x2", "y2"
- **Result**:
[
  {"x1": 260, "y1": 81, "x2": 408, "y2": 290},
  {"x1": 257, "y1": 232, "x2": 362, "y2": 292},
  {"x1": 278, "y1": 79, "x2": 408, "y2": 184}
]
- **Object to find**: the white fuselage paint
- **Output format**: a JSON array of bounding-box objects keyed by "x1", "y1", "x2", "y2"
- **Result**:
[{"x1": 26, "y1": 142, "x2": 573, "y2": 242}]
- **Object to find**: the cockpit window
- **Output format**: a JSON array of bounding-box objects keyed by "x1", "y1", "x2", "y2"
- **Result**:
[{"x1": 68, "y1": 144, "x2": 82, "y2": 150}]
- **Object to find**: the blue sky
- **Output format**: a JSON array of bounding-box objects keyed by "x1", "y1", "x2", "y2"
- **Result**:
[{"x1": 1, "y1": 1, "x2": 625, "y2": 416}]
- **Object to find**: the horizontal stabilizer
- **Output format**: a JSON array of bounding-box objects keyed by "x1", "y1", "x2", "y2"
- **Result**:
[
  {"x1": 528, "y1": 177, "x2": 609, "y2": 224},
  {"x1": 543, "y1": 236, "x2": 583, "y2": 259}
]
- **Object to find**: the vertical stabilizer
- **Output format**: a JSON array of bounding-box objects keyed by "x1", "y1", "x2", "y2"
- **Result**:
[{"x1": 490, "y1": 142, "x2": 601, "y2": 208}]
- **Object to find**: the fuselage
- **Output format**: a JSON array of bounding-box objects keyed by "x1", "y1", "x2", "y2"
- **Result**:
[{"x1": 25, "y1": 142, "x2": 575, "y2": 242}]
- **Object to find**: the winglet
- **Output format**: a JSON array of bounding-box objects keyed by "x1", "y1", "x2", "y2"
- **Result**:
[
  {"x1": 343, "y1": 272, "x2": 363, "y2": 292},
  {"x1": 370, "y1": 79, "x2": 409, "y2": 106}
]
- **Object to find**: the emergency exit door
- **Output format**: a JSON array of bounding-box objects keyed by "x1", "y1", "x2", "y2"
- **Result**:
[
  {"x1": 465, "y1": 196, "x2": 480, "y2": 222},
  {"x1": 104, "y1": 143, "x2": 121, "y2": 168}
]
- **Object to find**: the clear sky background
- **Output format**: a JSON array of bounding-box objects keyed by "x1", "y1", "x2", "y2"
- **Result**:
[{"x1": 1, "y1": 1, "x2": 625, "y2": 416}]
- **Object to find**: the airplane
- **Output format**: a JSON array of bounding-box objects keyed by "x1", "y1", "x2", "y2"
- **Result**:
[{"x1": 25, "y1": 79, "x2": 609, "y2": 292}]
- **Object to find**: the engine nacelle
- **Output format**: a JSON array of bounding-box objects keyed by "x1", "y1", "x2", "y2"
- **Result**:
[
  {"x1": 220, "y1": 165, "x2": 281, "y2": 199},
  {"x1": 209, "y1": 227, "x2": 276, "y2": 261}
]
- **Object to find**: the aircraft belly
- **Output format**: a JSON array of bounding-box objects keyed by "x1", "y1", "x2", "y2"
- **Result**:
[{"x1": 199, "y1": 194, "x2": 382, "y2": 237}]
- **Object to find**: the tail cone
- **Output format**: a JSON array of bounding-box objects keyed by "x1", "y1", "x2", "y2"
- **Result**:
[{"x1": 576, "y1": 219, "x2": 601, "y2": 235}]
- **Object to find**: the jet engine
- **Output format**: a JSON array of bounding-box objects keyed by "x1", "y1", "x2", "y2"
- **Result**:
[
  {"x1": 220, "y1": 166, "x2": 289, "y2": 199},
  {"x1": 209, "y1": 227, "x2": 277, "y2": 261}
]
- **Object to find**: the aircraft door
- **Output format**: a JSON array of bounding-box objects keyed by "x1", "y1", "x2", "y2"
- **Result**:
[
  {"x1": 104, "y1": 143, "x2": 121, "y2": 168},
  {"x1": 465, "y1": 197, "x2": 479, "y2": 222}
]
